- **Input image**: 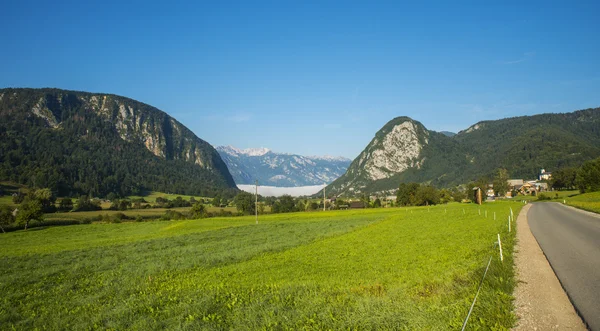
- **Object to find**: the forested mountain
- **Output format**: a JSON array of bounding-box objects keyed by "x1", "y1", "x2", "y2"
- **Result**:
[
  {"x1": 0, "y1": 88, "x2": 237, "y2": 197},
  {"x1": 216, "y1": 146, "x2": 351, "y2": 186},
  {"x1": 325, "y1": 108, "x2": 600, "y2": 196}
]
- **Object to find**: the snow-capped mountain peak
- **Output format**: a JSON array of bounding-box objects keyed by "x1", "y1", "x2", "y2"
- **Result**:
[
  {"x1": 215, "y1": 145, "x2": 351, "y2": 187},
  {"x1": 243, "y1": 147, "x2": 271, "y2": 156},
  {"x1": 307, "y1": 155, "x2": 351, "y2": 162},
  {"x1": 218, "y1": 145, "x2": 271, "y2": 157}
]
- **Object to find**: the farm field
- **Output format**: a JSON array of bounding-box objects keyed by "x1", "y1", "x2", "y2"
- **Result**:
[{"x1": 0, "y1": 203, "x2": 520, "y2": 329}]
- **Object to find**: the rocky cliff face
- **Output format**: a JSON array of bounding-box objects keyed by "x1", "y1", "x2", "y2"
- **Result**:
[
  {"x1": 326, "y1": 117, "x2": 431, "y2": 195},
  {"x1": 0, "y1": 88, "x2": 236, "y2": 196},
  {"x1": 27, "y1": 91, "x2": 224, "y2": 171},
  {"x1": 216, "y1": 146, "x2": 351, "y2": 187}
]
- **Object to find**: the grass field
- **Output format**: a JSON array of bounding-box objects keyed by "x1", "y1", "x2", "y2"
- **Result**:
[
  {"x1": 0, "y1": 202, "x2": 520, "y2": 329},
  {"x1": 565, "y1": 191, "x2": 600, "y2": 213}
]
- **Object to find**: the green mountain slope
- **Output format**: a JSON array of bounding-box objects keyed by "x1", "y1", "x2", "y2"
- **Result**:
[
  {"x1": 0, "y1": 88, "x2": 237, "y2": 197},
  {"x1": 325, "y1": 108, "x2": 600, "y2": 196}
]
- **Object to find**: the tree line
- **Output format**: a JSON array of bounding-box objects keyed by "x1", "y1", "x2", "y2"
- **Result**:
[{"x1": 550, "y1": 157, "x2": 600, "y2": 192}]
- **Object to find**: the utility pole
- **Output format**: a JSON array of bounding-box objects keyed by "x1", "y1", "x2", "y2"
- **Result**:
[
  {"x1": 255, "y1": 180, "x2": 258, "y2": 224},
  {"x1": 323, "y1": 184, "x2": 326, "y2": 211}
]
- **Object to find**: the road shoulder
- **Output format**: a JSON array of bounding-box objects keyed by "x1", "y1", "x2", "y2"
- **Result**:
[
  {"x1": 561, "y1": 201, "x2": 600, "y2": 219},
  {"x1": 512, "y1": 203, "x2": 586, "y2": 330}
]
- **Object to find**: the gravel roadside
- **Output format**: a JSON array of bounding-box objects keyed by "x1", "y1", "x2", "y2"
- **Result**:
[{"x1": 513, "y1": 203, "x2": 586, "y2": 330}]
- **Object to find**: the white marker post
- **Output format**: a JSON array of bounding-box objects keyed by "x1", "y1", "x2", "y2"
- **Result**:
[
  {"x1": 510, "y1": 207, "x2": 513, "y2": 219},
  {"x1": 508, "y1": 215, "x2": 511, "y2": 232},
  {"x1": 497, "y1": 234, "x2": 503, "y2": 262}
]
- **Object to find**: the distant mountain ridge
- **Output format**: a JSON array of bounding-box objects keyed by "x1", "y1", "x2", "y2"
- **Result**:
[
  {"x1": 217, "y1": 146, "x2": 351, "y2": 187},
  {"x1": 325, "y1": 107, "x2": 600, "y2": 196},
  {"x1": 0, "y1": 88, "x2": 237, "y2": 197}
]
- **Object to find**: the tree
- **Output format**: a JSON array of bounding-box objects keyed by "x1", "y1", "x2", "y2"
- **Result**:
[
  {"x1": 576, "y1": 158, "x2": 600, "y2": 193},
  {"x1": 106, "y1": 192, "x2": 118, "y2": 202},
  {"x1": 551, "y1": 167, "x2": 577, "y2": 190},
  {"x1": 190, "y1": 202, "x2": 206, "y2": 218},
  {"x1": 373, "y1": 198, "x2": 382, "y2": 208},
  {"x1": 234, "y1": 191, "x2": 255, "y2": 215},
  {"x1": 397, "y1": 183, "x2": 420, "y2": 206},
  {"x1": 414, "y1": 185, "x2": 440, "y2": 206},
  {"x1": 264, "y1": 197, "x2": 276, "y2": 206},
  {"x1": 272, "y1": 195, "x2": 296, "y2": 213},
  {"x1": 212, "y1": 195, "x2": 221, "y2": 207},
  {"x1": 74, "y1": 195, "x2": 101, "y2": 211},
  {"x1": 0, "y1": 205, "x2": 15, "y2": 233},
  {"x1": 12, "y1": 190, "x2": 25, "y2": 204},
  {"x1": 493, "y1": 168, "x2": 510, "y2": 197},
  {"x1": 450, "y1": 187, "x2": 466, "y2": 202},
  {"x1": 58, "y1": 198, "x2": 73, "y2": 212},
  {"x1": 295, "y1": 199, "x2": 307, "y2": 212},
  {"x1": 17, "y1": 198, "x2": 43, "y2": 230},
  {"x1": 439, "y1": 189, "x2": 452, "y2": 204},
  {"x1": 32, "y1": 188, "x2": 57, "y2": 213}
]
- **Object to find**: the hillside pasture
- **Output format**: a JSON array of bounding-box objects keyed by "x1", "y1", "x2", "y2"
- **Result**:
[{"x1": 0, "y1": 203, "x2": 520, "y2": 329}]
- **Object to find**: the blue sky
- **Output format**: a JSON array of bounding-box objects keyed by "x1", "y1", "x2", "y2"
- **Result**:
[{"x1": 1, "y1": 1, "x2": 599, "y2": 159}]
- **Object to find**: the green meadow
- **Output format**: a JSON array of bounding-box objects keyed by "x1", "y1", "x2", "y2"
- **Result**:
[{"x1": 0, "y1": 203, "x2": 520, "y2": 330}]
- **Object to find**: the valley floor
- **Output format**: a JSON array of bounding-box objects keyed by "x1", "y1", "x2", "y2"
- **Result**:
[{"x1": 1, "y1": 203, "x2": 519, "y2": 330}]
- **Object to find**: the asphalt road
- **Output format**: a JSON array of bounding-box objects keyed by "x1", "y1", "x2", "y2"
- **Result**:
[{"x1": 528, "y1": 202, "x2": 600, "y2": 331}]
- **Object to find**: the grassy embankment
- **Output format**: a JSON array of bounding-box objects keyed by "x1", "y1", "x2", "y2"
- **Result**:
[
  {"x1": 564, "y1": 191, "x2": 600, "y2": 213},
  {"x1": 1, "y1": 202, "x2": 520, "y2": 329}
]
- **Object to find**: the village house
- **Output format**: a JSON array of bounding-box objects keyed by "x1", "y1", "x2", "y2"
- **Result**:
[
  {"x1": 349, "y1": 201, "x2": 366, "y2": 209},
  {"x1": 539, "y1": 169, "x2": 552, "y2": 181}
]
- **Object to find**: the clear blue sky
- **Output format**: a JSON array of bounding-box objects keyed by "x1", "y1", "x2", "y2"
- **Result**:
[{"x1": 2, "y1": 1, "x2": 599, "y2": 159}]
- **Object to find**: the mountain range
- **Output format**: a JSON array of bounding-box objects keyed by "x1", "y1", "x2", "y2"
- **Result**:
[
  {"x1": 0, "y1": 88, "x2": 236, "y2": 197},
  {"x1": 216, "y1": 146, "x2": 351, "y2": 187},
  {"x1": 325, "y1": 108, "x2": 600, "y2": 196},
  {"x1": 2, "y1": 88, "x2": 599, "y2": 199}
]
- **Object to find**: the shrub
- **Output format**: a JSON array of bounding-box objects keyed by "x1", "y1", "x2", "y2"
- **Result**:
[
  {"x1": 537, "y1": 193, "x2": 552, "y2": 201},
  {"x1": 161, "y1": 210, "x2": 185, "y2": 221}
]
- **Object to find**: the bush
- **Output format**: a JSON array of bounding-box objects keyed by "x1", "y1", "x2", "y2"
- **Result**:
[
  {"x1": 537, "y1": 193, "x2": 552, "y2": 201},
  {"x1": 161, "y1": 210, "x2": 185, "y2": 221}
]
